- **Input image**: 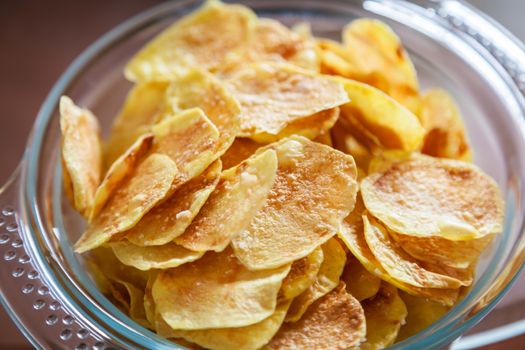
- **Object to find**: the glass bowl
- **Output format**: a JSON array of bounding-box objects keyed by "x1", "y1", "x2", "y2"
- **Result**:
[{"x1": 1, "y1": 0, "x2": 525, "y2": 349}]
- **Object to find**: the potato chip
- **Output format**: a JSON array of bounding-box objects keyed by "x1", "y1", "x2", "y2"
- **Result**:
[
  {"x1": 361, "y1": 156, "x2": 504, "y2": 240},
  {"x1": 336, "y1": 77, "x2": 424, "y2": 151},
  {"x1": 313, "y1": 130, "x2": 333, "y2": 147},
  {"x1": 232, "y1": 136, "x2": 358, "y2": 270},
  {"x1": 342, "y1": 19, "x2": 420, "y2": 113},
  {"x1": 90, "y1": 134, "x2": 154, "y2": 221},
  {"x1": 279, "y1": 247, "x2": 324, "y2": 302},
  {"x1": 342, "y1": 255, "x2": 381, "y2": 301},
  {"x1": 317, "y1": 38, "x2": 363, "y2": 78},
  {"x1": 74, "y1": 153, "x2": 178, "y2": 253},
  {"x1": 285, "y1": 238, "x2": 347, "y2": 322},
  {"x1": 125, "y1": 0, "x2": 257, "y2": 81},
  {"x1": 89, "y1": 247, "x2": 150, "y2": 288},
  {"x1": 144, "y1": 272, "x2": 157, "y2": 327},
  {"x1": 363, "y1": 214, "x2": 465, "y2": 289},
  {"x1": 104, "y1": 82, "x2": 168, "y2": 165},
  {"x1": 113, "y1": 279, "x2": 150, "y2": 328},
  {"x1": 266, "y1": 282, "x2": 366, "y2": 350},
  {"x1": 225, "y1": 62, "x2": 349, "y2": 138},
  {"x1": 125, "y1": 160, "x2": 221, "y2": 246},
  {"x1": 331, "y1": 119, "x2": 373, "y2": 169},
  {"x1": 176, "y1": 149, "x2": 278, "y2": 252},
  {"x1": 419, "y1": 89, "x2": 472, "y2": 161},
  {"x1": 167, "y1": 69, "x2": 241, "y2": 155},
  {"x1": 152, "y1": 247, "x2": 291, "y2": 330},
  {"x1": 360, "y1": 283, "x2": 407, "y2": 350},
  {"x1": 60, "y1": 96, "x2": 102, "y2": 218},
  {"x1": 109, "y1": 241, "x2": 204, "y2": 271},
  {"x1": 397, "y1": 291, "x2": 450, "y2": 341},
  {"x1": 221, "y1": 138, "x2": 264, "y2": 169}
]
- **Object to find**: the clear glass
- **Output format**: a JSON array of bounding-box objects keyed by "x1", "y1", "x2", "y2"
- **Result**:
[{"x1": 0, "y1": 0, "x2": 524, "y2": 349}]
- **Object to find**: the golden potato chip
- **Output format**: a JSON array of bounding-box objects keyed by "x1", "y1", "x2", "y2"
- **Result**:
[
  {"x1": 152, "y1": 247, "x2": 291, "y2": 329},
  {"x1": 419, "y1": 89, "x2": 472, "y2": 161},
  {"x1": 109, "y1": 241, "x2": 204, "y2": 271},
  {"x1": 342, "y1": 255, "x2": 381, "y2": 301},
  {"x1": 125, "y1": 0, "x2": 257, "y2": 81},
  {"x1": 366, "y1": 149, "x2": 413, "y2": 174},
  {"x1": 285, "y1": 238, "x2": 347, "y2": 322},
  {"x1": 225, "y1": 62, "x2": 348, "y2": 138},
  {"x1": 342, "y1": 19, "x2": 420, "y2": 113},
  {"x1": 331, "y1": 119, "x2": 373, "y2": 169},
  {"x1": 74, "y1": 153, "x2": 178, "y2": 253},
  {"x1": 89, "y1": 247, "x2": 150, "y2": 288},
  {"x1": 360, "y1": 283, "x2": 407, "y2": 350},
  {"x1": 279, "y1": 247, "x2": 324, "y2": 302},
  {"x1": 125, "y1": 160, "x2": 221, "y2": 246},
  {"x1": 175, "y1": 149, "x2": 278, "y2": 252},
  {"x1": 90, "y1": 134, "x2": 154, "y2": 222},
  {"x1": 144, "y1": 272, "x2": 157, "y2": 327},
  {"x1": 221, "y1": 138, "x2": 264, "y2": 169},
  {"x1": 60, "y1": 96, "x2": 102, "y2": 218},
  {"x1": 317, "y1": 38, "x2": 362, "y2": 78},
  {"x1": 167, "y1": 69, "x2": 241, "y2": 155},
  {"x1": 266, "y1": 282, "x2": 366, "y2": 350},
  {"x1": 113, "y1": 279, "x2": 150, "y2": 328},
  {"x1": 104, "y1": 82, "x2": 168, "y2": 165},
  {"x1": 361, "y1": 156, "x2": 504, "y2": 240},
  {"x1": 336, "y1": 77, "x2": 424, "y2": 151},
  {"x1": 363, "y1": 214, "x2": 466, "y2": 289},
  {"x1": 397, "y1": 291, "x2": 451, "y2": 341},
  {"x1": 313, "y1": 130, "x2": 332, "y2": 147},
  {"x1": 232, "y1": 136, "x2": 358, "y2": 270}
]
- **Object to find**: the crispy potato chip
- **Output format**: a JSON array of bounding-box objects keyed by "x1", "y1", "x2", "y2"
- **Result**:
[
  {"x1": 225, "y1": 62, "x2": 348, "y2": 138},
  {"x1": 266, "y1": 282, "x2": 366, "y2": 350},
  {"x1": 168, "y1": 69, "x2": 241, "y2": 155},
  {"x1": 331, "y1": 119, "x2": 373, "y2": 169},
  {"x1": 60, "y1": 96, "x2": 102, "y2": 218},
  {"x1": 342, "y1": 255, "x2": 381, "y2": 301},
  {"x1": 360, "y1": 283, "x2": 407, "y2": 350},
  {"x1": 104, "y1": 82, "x2": 168, "y2": 165},
  {"x1": 114, "y1": 279, "x2": 150, "y2": 328},
  {"x1": 419, "y1": 89, "x2": 472, "y2": 161},
  {"x1": 153, "y1": 247, "x2": 291, "y2": 329},
  {"x1": 366, "y1": 149, "x2": 413, "y2": 174},
  {"x1": 279, "y1": 247, "x2": 324, "y2": 302},
  {"x1": 125, "y1": 0, "x2": 257, "y2": 81},
  {"x1": 109, "y1": 241, "x2": 204, "y2": 271},
  {"x1": 90, "y1": 134, "x2": 154, "y2": 221},
  {"x1": 397, "y1": 291, "x2": 450, "y2": 341},
  {"x1": 361, "y1": 156, "x2": 504, "y2": 240},
  {"x1": 313, "y1": 130, "x2": 333, "y2": 147},
  {"x1": 125, "y1": 160, "x2": 221, "y2": 246},
  {"x1": 232, "y1": 136, "x2": 358, "y2": 270},
  {"x1": 176, "y1": 149, "x2": 278, "y2": 252},
  {"x1": 285, "y1": 238, "x2": 347, "y2": 322},
  {"x1": 89, "y1": 247, "x2": 150, "y2": 288},
  {"x1": 336, "y1": 77, "x2": 424, "y2": 151},
  {"x1": 342, "y1": 19, "x2": 420, "y2": 113},
  {"x1": 144, "y1": 272, "x2": 157, "y2": 327},
  {"x1": 74, "y1": 154, "x2": 178, "y2": 253},
  {"x1": 221, "y1": 138, "x2": 264, "y2": 169},
  {"x1": 363, "y1": 214, "x2": 466, "y2": 289}
]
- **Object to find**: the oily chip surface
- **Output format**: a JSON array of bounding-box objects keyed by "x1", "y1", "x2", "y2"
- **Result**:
[
  {"x1": 279, "y1": 247, "x2": 324, "y2": 302},
  {"x1": 152, "y1": 247, "x2": 290, "y2": 330},
  {"x1": 60, "y1": 96, "x2": 102, "y2": 218},
  {"x1": 232, "y1": 136, "x2": 358, "y2": 270}
]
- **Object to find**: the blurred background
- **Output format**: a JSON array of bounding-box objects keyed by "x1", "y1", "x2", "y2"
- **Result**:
[{"x1": 0, "y1": 0, "x2": 524, "y2": 349}]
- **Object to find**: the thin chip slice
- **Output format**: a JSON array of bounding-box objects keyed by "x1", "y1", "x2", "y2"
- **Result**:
[
  {"x1": 336, "y1": 77, "x2": 424, "y2": 151},
  {"x1": 125, "y1": 160, "x2": 221, "y2": 246},
  {"x1": 113, "y1": 279, "x2": 150, "y2": 328},
  {"x1": 175, "y1": 149, "x2": 278, "y2": 252},
  {"x1": 266, "y1": 282, "x2": 366, "y2": 350},
  {"x1": 285, "y1": 238, "x2": 347, "y2": 322},
  {"x1": 397, "y1": 291, "x2": 451, "y2": 341},
  {"x1": 104, "y1": 82, "x2": 168, "y2": 165},
  {"x1": 109, "y1": 241, "x2": 204, "y2": 271},
  {"x1": 419, "y1": 89, "x2": 472, "y2": 161},
  {"x1": 226, "y1": 62, "x2": 349, "y2": 138},
  {"x1": 152, "y1": 247, "x2": 290, "y2": 329},
  {"x1": 90, "y1": 134, "x2": 154, "y2": 222},
  {"x1": 363, "y1": 214, "x2": 465, "y2": 289},
  {"x1": 360, "y1": 283, "x2": 407, "y2": 350},
  {"x1": 279, "y1": 247, "x2": 324, "y2": 302},
  {"x1": 361, "y1": 156, "x2": 504, "y2": 240},
  {"x1": 221, "y1": 138, "x2": 264, "y2": 169},
  {"x1": 125, "y1": 0, "x2": 257, "y2": 81},
  {"x1": 342, "y1": 19, "x2": 420, "y2": 113},
  {"x1": 74, "y1": 154, "x2": 178, "y2": 253},
  {"x1": 342, "y1": 255, "x2": 381, "y2": 301},
  {"x1": 60, "y1": 96, "x2": 102, "y2": 218},
  {"x1": 331, "y1": 119, "x2": 373, "y2": 170},
  {"x1": 317, "y1": 38, "x2": 363, "y2": 78},
  {"x1": 232, "y1": 136, "x2": 357, "y2": 270}
]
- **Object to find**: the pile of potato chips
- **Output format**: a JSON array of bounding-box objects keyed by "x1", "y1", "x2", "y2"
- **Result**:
[{"x1": 59, "y1": 1, "x2": 504, "y2": 349}]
